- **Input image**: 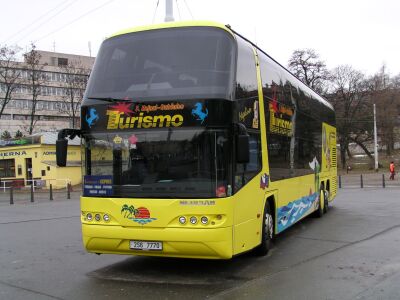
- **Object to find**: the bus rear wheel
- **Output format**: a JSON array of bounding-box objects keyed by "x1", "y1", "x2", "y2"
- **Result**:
[
  {"x1": 255, "y1": 201, "x2": 273, "y2": 256},
  {"x1": 323, "y1": 190, "x2": 329, "y2": 213},
  {"x1": 314, "y1": 188, "x2": 324, "y2": 218}
]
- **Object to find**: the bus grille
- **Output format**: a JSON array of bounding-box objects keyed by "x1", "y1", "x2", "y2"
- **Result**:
[
  {"x1": 331, "y1": 176, "x2": 337, "y2": 195},
  {"x1": 331, "y1": 146, "x2": 337, "y2": 168}
]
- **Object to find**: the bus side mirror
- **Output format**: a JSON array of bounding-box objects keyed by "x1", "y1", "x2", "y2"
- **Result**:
[
  {"x1": 56, "y1": 139, "x2": 68, "y2": 167},
  {"x1": 236, "y1": 135, "x2": 250, "y2": 163}
]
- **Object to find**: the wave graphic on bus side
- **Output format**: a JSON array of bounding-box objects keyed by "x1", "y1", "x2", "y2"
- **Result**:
[{"x1": 277, "y1": 192, "x2": 319, "y2": 232}]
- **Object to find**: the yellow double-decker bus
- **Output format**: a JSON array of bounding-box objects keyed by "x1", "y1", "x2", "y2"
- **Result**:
[{"x1": 57, "y1": 21, "x2": 337, "y2": 259}]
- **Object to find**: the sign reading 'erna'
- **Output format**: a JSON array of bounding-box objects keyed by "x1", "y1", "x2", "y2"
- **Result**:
[{"x1": 0, "y1": 150, "x2": 27, "y2": 157}]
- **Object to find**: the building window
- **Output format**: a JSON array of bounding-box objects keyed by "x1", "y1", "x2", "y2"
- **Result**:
[
  {"x1": 8, "y1": 100, "x2": 16, "y2": 108},
  {"x1": 58, "y1": 58, "x2": 68, "y2": 66},
  {"x1": 41, "y1": 170, "x2": 46, "y2": 176},
  {"x1": 0, "y1": 159, "x2": 16, "y2": 178},
  {"x1": 0, "y1": 114, "x2": 11, "y2": 120}
]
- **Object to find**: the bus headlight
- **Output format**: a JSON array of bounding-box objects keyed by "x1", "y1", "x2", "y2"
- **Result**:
[
  {"x1": 190, "y1": 216, "x2": 197, "y2": 224},
  {"x1": 95, "y1": 214, "x2": 101, "y2": 221},
  {"x1": 179, "y1": 216, "x2": 186, "y2": 224},
  {"x1": 201, "y1": 216, "x2": 208, "y2": 224},
  {"x1": 103, "y1": 214, "x2": 110, "y2": 222},
  {"x1": 86, "y1": 213, "x2": 93, "y2": 221}
]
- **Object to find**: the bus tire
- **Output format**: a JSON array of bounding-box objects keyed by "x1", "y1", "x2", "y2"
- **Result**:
[
  {"x1": 255, "y1": 201, "x2": 274, "y2": 256},
  {"x1": 323, "y1": 190, "x2": 329, "y2": 213},
  {"x1": 314, "y1": 188, "x2": 324, "y2": 218}
]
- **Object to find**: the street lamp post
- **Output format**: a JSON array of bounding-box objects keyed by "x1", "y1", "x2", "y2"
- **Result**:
[
  {"x1": 165, "y1": 0, "x2": 174, "y2": 22},
  {"x1": 374, "y1": 103, "x2": 379, "y2": 171}
]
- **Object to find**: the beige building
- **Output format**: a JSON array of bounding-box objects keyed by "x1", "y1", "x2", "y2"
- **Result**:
[
  {"x1": 0, "y1": 50, "x2": 95, "y2": 135},
  {"x1": 0, "y1": 132, "x2": 81, "y2": 189}
]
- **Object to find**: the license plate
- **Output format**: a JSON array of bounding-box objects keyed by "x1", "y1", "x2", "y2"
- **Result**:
[{"x1": 130, "y1": 240, "x2": 162, "y2": 251}]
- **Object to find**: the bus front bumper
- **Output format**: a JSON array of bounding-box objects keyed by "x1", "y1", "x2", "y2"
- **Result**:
[{"x1": 82, "y1": 224, "x2": 233, "y2": 259}]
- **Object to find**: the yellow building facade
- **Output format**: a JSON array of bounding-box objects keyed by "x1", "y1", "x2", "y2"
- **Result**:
[{"x1": 0, "y1": 133, "x2": 81, "y2": 189}]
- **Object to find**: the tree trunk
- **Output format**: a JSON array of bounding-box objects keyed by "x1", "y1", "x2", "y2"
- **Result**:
[
  {"x1": 386, "y1": 140, "x2": 392, "y2": 155},
  {"x1": 352, "y1": 139, "x2": 373, "y2": 159},
  {"x1": 29, "y1": 96, "x2": 37, "y2": 135},
  {"x1": 340, "y1": 145, "x2": 347, "y2": 170},
  {"x1": 346, "y1": 145, "x2": 352, "y2": 159},
  {"x1": 0, "y1": 89, "x2": 11, "y2": 118},
  {"x1": 387, "y1": 130, "x2": 394, "y2": 155}
]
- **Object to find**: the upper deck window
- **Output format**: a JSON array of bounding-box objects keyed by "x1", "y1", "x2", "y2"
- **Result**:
[
  {"x1": 235, "y1": 36, "x2": 258, "y2": 99},
  {"x1": 86, "y1": 27, "x2": 235, "y2": 101}
]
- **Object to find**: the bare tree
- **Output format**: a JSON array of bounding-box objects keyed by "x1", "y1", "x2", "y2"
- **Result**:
[
  {"x1": 368, "y1": 66, "x2": 400, "y2": 155},
  {"x1": 328, "y1": 65, "x2": 372, "y2": 169},
  {"x1": 23, "y1": 44, "x2": 46, "y2": 135},
  {"x1": 14, "y1": 130, "x2": 23, "y2": 138},
  {"x1": 288, "y1": 48, "x2": 330, "y2": 94},
  {"x1": 58, "y1": 62, "x2": 90, "y2": 128},
  {"x1": 392, "y1": 73, "x2": 400, "y2": 89},
  {"x1": 0, "y1": 45, "x2": 21, "y2": 118},
  {"x1": 1, "y1": 130, "x2": 11, "y2": 140}
]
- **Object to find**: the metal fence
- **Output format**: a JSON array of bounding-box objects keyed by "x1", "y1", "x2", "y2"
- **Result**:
[
  {"x1": 2, "y1": 173, "x2": 398, "y2": 205},
  {"x1": 0, "y1": 183, "x2": 81, "y2": 205},
  {"x1": 1, "y1": 178, "x2": 71, "y2": 192},
  {"x1": 338, "y1": 173, "x2": 400, "y2": 188}
]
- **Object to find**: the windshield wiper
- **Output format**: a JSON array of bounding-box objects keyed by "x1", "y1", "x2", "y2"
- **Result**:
[{"x1": 86, "y1": 97, "x2": 132, "y2": 102}]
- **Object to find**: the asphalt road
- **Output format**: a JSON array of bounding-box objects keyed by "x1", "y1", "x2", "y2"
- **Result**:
[{"x1": 1, "y1": 188, "x2": 400, "y2": 300}]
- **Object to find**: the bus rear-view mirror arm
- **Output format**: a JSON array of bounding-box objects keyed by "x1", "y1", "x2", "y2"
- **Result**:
[{"x1": 56, "y1": 129, "x2": 81, "y2": 167}]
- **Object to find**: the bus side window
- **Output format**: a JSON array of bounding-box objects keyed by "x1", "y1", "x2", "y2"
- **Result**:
[
  {"x1": 235, "y1": 133, "x2": 262, "y2": 190},
  {"x1": 259, "y1": 52, "x2": 293, "y2": 181},
  {"x1": 267, "y1": 134, "x2": 291, "y2": 180},
  {"x1": 234, "y1": 36, "x2": 261, "y2": 192}
]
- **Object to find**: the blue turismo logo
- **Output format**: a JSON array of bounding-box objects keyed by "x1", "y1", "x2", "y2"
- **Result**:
[
  {"x1": 191, "y1": 102, "x2": 208, "y2": 124},
  {"x1": 85, "y1": 108, "x2": 99, "y2": 128}
]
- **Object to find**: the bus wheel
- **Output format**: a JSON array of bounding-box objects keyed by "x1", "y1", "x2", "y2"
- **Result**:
[
  {"x1": 315, "y1": 189, "x2": 324, "y2": 218},
  {"x1": 323, "y1": 190, "x2": 329, "y2": 214},
  {"x1": 255, "y1": 201, "x2": 273, "y2": 256}
]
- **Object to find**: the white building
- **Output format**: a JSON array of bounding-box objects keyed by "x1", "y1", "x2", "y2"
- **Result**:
[{"x1": 0, "y1": 50, "x2": 95, "y2": 135}]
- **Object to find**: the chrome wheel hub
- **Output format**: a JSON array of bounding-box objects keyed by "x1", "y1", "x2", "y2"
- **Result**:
[{"x1": 265, "y1": 213, "x2": 273, "y2": 239}]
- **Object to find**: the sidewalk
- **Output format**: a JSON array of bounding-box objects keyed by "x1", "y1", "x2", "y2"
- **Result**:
[
  {"x1": 339, "y1": 172, "x2": 400, "y2": 188},
  {"x1": 0, "y1": 188, "x2": 82, "y2": 205}
]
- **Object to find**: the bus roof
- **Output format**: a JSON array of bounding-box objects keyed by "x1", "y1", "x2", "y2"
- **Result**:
[
  {"x1": 108, "y1": 21, "x2": 333, "y2": 112},
  {"x1": 108, "y1": 20, "x2": 233, "y2": 39}
]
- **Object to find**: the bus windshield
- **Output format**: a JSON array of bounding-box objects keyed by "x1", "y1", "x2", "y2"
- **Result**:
[
  {"x1": 83, "y1": 128, "x2": 231, "y2": 198},
  {"x1": 85, "y1": 27, "x2": 235, "y2": 101}
]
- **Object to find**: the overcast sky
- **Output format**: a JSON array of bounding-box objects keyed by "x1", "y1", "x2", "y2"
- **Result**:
[{"x1": 1, "y1": 0, "x2": 399, "y2": 76}]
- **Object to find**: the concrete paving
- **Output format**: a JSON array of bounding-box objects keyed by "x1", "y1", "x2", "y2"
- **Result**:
[{"x1": 0, "y1": 188, "x2": 400, "y2": 299}]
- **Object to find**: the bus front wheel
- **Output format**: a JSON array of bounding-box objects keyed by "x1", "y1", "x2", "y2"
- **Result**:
[{"x1": 255, "y1": 201, "x2": 274, "y2": 256}]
